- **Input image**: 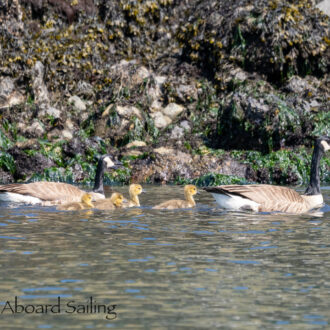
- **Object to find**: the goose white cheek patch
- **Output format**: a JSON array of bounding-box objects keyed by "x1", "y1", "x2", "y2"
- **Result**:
[
  {"x1": 104, "y1": 157, "x2": 115, "y2": 168},
  {"x1": 321, "y1": 140, "x2": 330, "y2": 152}
]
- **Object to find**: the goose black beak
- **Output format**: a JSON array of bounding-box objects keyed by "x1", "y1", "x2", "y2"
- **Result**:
[{"x1": 112, "y1": 160, "x2": 124, "y2": 170}]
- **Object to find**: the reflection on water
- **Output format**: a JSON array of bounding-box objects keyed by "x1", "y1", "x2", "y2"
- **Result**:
[{"x1": 0, "y1": 185, "x2": 329, "y2": 329}]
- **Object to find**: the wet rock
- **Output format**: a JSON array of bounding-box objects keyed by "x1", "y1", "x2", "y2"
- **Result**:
[
  {"x1": 116, "y1": 105, "x2": 142, "y2": 120},
  {"x1": 131, "y1": 66, "x2": 150, "y2": 85},
  {"x1": 14, "y1": 138, "x2": 40, "y2": 149},
  {"x1": 218, "y1": 158, "x2": 250, "y2": 178},
  {"x1": 122, "y1": 149, "x2": 144, "y2": 157},
  {"x1": 129, "y1": 149, "x2": 251, "y2": 184},
  {"x1": 68, "y1": 95, "x2": 86, "y2": 112},
  {"x1": 147, "y1": 82, "x2": 163, "y2": 109},
  {"x1": 309, "y1": 100, "x2": 321, "y2": 108},
  {"x1": 180, "y1": 121, "x2": 191, "y2": 131},
  {"x1": 150, "y1": 99, "x2": 163, "y2": 112},
  {"x1": 25, "y1": 120, "x2": 45, "y2": 138},
  {"x1": 75, "y1": 81, "x2": 94, "y2": 98},
  {"x1": 316, "y1": 0, "x2": 330, "y2": 16},
  {"x1": 62, "y1": 137, "x2": 85, "y2": 157},
  {"x1": 0, "y1": 168, "x2": 13, "y2": 184},
  {"x1": 285, "y1": 76, "x2": 314, "y2": 94},
  {"x1": 178, "y1": 0, "x2": 329, "y2": 82},
  {"x1": 8, "y1": 147, "x2": 56, "y2": 180},
  {"x1": 47, "y1": 128, "x2": 62, "y2": 140},
  {"x1": 0, "y1": 77, "x2": 24, "y2": 108},
  {"x1": 25, "y1": 0, "x2": 96, "y2": 23},
  {"x1": 170, "y1": 126, "x2": 184, "y2": 140},
  {"x1": 150, "y1": 112, "x2": 172, "y2": 129},
  {"x1": 0, "y1": 91, "x2": 25, "y2": 109},
  {"x1": 162, "y1": 103, "x2": 185, "y2": 120},
  {"x1": 61, "y1": 129, "x2": 73, "y2": 141},
  {"x1": 31, "y1": 61, "x2": 51, "y2": 108},
  {"x1": 71, "y1": 162, "x2": 85, "y2": 182},
  {"x1": 154, "y1": 147, "x2": 175, "y2": 155},
  {"x1": 126, "y1": 141, "x2": 147, "y2": 148},
  {"x1": 247, "y1": 96, "x2": 270, "y2": 117},
  {"x1": 175, "y1": 84, "x2": 198, "y2": 103},
  {"x1": 0, "y1": 77, "x2": 15, "y2": 99},
  {"x1": 32, "y1": 61, "x2": 61, "y2": 119},
  {"x1": 154, "y1": 76, "x2": 167, "y2": 86}
]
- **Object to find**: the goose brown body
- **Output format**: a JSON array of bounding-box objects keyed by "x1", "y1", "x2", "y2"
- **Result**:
[
  {"x1": 153, "y1": 185, "x2": 197, "y2": 210},
  {"x1": 205, "y1": 185, "x2": 323, "y2": 213},
  {"x1": 0, "y1": 182, "x2": 97, "y2": 205},
  {"x1": 57, "y1": 193, "x2": 94, "y2": 211},
  {"x1": 94, "y1": 193, "x2": 124, "y2": 210},
  {"x1": 0, "y1": 155, "x2": 122, "y2": 205},
  {"x1": 204, "y1": 136, "x2": 330, "y2": 214}
]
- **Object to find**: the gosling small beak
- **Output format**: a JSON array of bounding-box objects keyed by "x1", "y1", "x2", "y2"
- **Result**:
[
  {"x1": 142, "y1": 189, "x2": 147, "y2": 193},
  {"x1": 123, "y1": 198, "x2": 128, "y2": 203}
]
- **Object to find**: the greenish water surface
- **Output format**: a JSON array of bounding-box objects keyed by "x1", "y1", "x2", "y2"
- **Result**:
[{"x1": 0, "y1": 185, "x2": 329, "y2": 329}]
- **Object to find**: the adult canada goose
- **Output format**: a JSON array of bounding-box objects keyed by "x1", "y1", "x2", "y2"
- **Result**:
[
  {"x1": 204, "y1": 136, "x2": 330, "y2": 214},
  {"x1": 122, "y1": 184, "x2": 143, "y2": 208},
  {"x1": 153, "y1": 185, "x2": 197, "y2": 210},
  {"x1": 93, "y1": 192, "x2": 125, "y2": 210},
  {"x1": 0, "y1": 155, "x2": 122, "y2": 205},
  {"x1": 57, "y1": 193, "x2": 94, "y2": 211}
]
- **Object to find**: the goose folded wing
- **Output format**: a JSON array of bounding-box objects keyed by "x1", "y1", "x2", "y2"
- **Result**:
[
  {"x1": 205, "y1": 185, "x2": 306, "y2": 213},
  {"x1": 0, "y1": 182, "x2": 84, "y2": 202}
]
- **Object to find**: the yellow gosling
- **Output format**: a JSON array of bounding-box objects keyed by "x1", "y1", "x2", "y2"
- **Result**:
[
  {"x1": 57, "y1": 193, "x2": 94, "y2": 211},
  {"x1": 123, "y1": 184, "x2": 143, "y2": 208},
  {"x1": 94, "y1": 192, "x2": 124, "y2": 210},
  {"x1": 153, "y1": 185, "x2": 197, "y2": 210}
]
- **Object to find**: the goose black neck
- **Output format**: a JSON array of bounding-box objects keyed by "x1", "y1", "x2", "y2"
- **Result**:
[
  {"x1": 304, "y1": 142, "x2": 323, "y2": 195},
  {"x1": 93, "y1": 159, "x2": 104, "y2": 194}
]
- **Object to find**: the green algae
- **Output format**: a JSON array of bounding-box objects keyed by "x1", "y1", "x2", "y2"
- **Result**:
[
  {"x1": 0, "y1": 152, "x2": 15, "y2": 175},
  {"x1": 230, "y1": 147, "x2": 330, "y2": 184},
  {"x1": 30, "y1": 167, "x2": 74, "y2": 183},
  {"x1": 0, "y1": 128, "x2": 13, "y2": 150}
]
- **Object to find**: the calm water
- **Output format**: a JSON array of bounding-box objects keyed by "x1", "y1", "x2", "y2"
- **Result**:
[{"x1": 0, "y1": 185, "x2": 329, "y2": 329}]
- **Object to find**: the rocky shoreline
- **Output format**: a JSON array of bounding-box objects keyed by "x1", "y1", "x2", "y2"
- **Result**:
[{"x1": 0, "y1": 0, "x2": 329, "y2": 186}]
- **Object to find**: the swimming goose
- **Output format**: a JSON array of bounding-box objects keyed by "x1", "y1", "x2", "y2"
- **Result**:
[
  {"x1": 93, "y1": 192, "x2": 125, "y2": 210},
  {"x1": 0, "y1": 155, "x2": 122, "y2": 205},
  {"x1": 57, "y1": 193, "x2": 94, "y2": 211},
  {"x1": 153, "y1": 185, "x2": 197, "y2": 210},
  {"x1": 122, "y1": 184, "x2": 143, "y2": 207},
  {"x1": 204, "y1": 136, "x2": 330, "y2": 214}
]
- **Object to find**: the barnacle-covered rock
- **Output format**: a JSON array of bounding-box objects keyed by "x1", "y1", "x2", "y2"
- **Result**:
[
  {"x1": 178, "y1": 0, "x2": 329, "y2": 83},
  {"x1": 8, "y1": 146, "x2": 56, "y2": 180},
  {"x1": 213, "y1": 74, "x2": 329, "y2": 152},
  {"x1": 0, "y1": 77, "x2": 24, "y2": 108}
]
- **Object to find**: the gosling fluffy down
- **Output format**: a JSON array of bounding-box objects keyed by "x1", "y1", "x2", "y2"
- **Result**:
[
  {"x1": 122, "y1": 184, "x2": 143, "y2": 208},
  {"x1": 93, "y1": 192, "x2": 124, "y2": 210},
  {"x1": 57, "y1": 193, "x2": 94, "y2": 211},
  {"x1": 153, "y1": 185, "x2": 197, "y2": 210}
]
